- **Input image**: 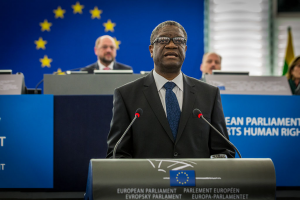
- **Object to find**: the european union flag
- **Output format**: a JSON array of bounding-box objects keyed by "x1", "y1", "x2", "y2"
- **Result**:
[
  {"x1": 0, "y1": 0, "x2": 205, "y2": 89},
  {"x1": 170, "y1": 170, "x2": 195, "y2": 187}
]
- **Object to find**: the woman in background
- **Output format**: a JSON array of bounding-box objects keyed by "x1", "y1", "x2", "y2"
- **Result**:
[{"x1": 287, "y1": 56, "x2": 300, "y2": 94}]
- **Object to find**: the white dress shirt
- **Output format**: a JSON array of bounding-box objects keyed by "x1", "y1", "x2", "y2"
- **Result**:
[
  {"x1": 153, "y1": 70, "x2": 184, "y2": 116},
  {"x1": 97, "y1": 60, "x2": 114, "y2": 70}
]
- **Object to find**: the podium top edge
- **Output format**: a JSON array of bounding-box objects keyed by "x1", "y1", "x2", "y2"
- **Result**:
[{"x1": 90, "y1": 158, "x2": 273, "y2": 162}]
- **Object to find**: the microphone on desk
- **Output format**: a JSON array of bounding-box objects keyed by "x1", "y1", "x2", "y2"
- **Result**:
[
  {"x1": 193, "y1": 108, "x2": 242, "y2": 158},
  {"x1": 113, "y1": 108, "x2": 143, "y2": 159},
  {"x1": 34, "y1": 79, "x2": 44, "y2": 94}
]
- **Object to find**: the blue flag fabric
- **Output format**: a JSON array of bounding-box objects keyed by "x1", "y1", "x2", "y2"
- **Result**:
[
  {"x1": 0, "y1": 0, "x2": 204, "y2": 89},
  {"x1": 170, "y1": 170, "x2": 196, "y2": 187}
]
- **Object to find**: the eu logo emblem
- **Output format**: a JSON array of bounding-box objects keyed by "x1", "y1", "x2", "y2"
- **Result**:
[{"x1": 170, "y1": 170, "x2": 195, "y2": 187}]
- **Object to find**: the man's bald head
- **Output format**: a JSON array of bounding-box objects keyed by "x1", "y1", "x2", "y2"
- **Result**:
[
  {"x1": 95, "y1": 35, "x2": 116, "y2": 48},
  {"x1": 200, "y1": 52, "x2": 222, "y2": 74}
]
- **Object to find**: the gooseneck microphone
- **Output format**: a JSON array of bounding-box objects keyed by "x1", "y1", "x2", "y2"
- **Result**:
[
  {"x1": 193, "y1": 109, "x2": 242, "y2": 158},
  {"x1": 34, "y1": 79, "x2": 44, "y2": 94},
  {"x1": 113, "y1": 108, "x2": 143, "y2": 159}
]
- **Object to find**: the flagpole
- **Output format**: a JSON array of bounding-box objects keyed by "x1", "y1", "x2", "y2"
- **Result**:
[{"x1": 282, "y1": 27, "x2": 295, "y2": 76}]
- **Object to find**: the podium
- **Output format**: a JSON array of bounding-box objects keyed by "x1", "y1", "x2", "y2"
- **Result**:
[
  {"x1": 85, "y1": 159, "x2": 276, "y2": 200},
  {"x1": 43, "y1": 74, "x2": 145, "y2": 95}
]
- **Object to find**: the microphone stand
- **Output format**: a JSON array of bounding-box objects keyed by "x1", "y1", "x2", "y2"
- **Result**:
[
  {"x1": 113, "y1": 115, "x2": 138, "y2": 159},
  {"x1": 200, "y1": 116, "x2": 242, "y2": 158}
]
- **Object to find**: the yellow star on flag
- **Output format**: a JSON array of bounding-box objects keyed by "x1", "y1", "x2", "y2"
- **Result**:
[
  {"x1": 39, "y1": 19, "x2": 52, "y2": 32},
  {"x1": 113, "y1": 37, "x2": 121, "y2": 50},
  {"x1": 103, "y1": 19, "x2": 116, "y2": 32},
  {"x1": 39, "y1": 55, "x2": 53, "y2": 68},
  {"x1": 53, "y1": 6, "x2": 66, "y2": 19},
  {"x1": 90, "y1": 6, "x2": 102, "y2": 19},
  {"x1": 34, "y1": 37, "x2": 47, "y2": 50},
  {"x1": 72, "y1": 2, "x2": 84, "y2": 14},
  {"x1": 55, "y1": 68, "x2": 66, "y2": 75}
]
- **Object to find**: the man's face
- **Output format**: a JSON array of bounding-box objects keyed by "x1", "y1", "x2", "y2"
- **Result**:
[
  {"x1": 200, "y1": 53, "x2": 221, "y2": 74},
  {"x1": 94, "y1": 37, "x2": 116, "y2": 65},
  {"x1": 149, "y1": 26, "x2": 187, "y2": 73}
]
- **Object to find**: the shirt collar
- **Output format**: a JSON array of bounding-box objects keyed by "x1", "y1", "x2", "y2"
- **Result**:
[
  {"x1": 201, "y1": 72, "x2": 209, "y2": 78},
  {"x1": 97, "y1": 60, "x2": 114, "y2": 70},
  {"x1": 153, "y1": 69, "x2": 183, "y2": 91}
]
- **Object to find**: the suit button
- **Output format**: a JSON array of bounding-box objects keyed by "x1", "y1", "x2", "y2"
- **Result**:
[{"x1": 174, "y1": 152, "x2": 178, "y2": 157}]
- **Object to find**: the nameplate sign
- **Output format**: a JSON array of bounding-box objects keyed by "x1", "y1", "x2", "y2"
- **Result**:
[{"x1": 0, "y1": 75, "x2": 25, "y2": 95}]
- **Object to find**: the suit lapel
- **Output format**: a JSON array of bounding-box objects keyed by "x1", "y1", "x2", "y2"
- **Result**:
[
  {"x1": 175, "y1": 74, "x2": 196, "y2": 144},
  {"x1": 113, "y1": 62, "x2": 117, "y2": 70},
  {"x1": 142, "y1": 72, "x2": 175, "y2": 142},
  {"x1": 95, "y1": 62, "x2": 100, "y2": 70}
]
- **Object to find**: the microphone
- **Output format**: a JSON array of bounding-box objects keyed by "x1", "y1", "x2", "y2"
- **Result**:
[
  {"x1": 193, "y1": 108, "x2": 242, "y2": 158},
  {"x1": 34, "y1": 79, "x2": 44, "y2": 94},
  {"x1": 113, "y1": 108, "x2": 143, "y2": 159}
]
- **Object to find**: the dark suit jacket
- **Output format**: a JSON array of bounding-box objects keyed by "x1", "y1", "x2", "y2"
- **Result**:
[
  {"x1": 81, "y1": 61, "x2": 132, "y2": 74},
  {"x1": 295, "y1": 84, "x2": 300, "y2": 95},
  {"x1": 106, "y1": 71, "x2": 235, "y2": 158}
]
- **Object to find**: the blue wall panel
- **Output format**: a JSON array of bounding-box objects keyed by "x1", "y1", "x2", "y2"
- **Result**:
[
  {"x1": 222, "y1": 95, "x2": 300, "y2": 187},
  {"x1": 0, "y1": 95, "x2": 53, "y2": 188}
]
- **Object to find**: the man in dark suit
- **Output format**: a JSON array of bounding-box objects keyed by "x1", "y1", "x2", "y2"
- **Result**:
[
  {"x1": 106, "y1": 21, "x2": 235, "y2": 158},
  {"x1": 81, "y1": 35, "x2": 132, "y2": 73}
]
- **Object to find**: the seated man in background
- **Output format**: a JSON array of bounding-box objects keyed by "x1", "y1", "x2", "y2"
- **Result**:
[
  {"x1": 286, "y1": 55, "x2": 300, "y2": 95},
  {"x1": 81, "y1": 35, "x2": 132, "y2": 73},
  {"x1": 200, "y1": 52, "x2": 222, "y2": 80}
]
